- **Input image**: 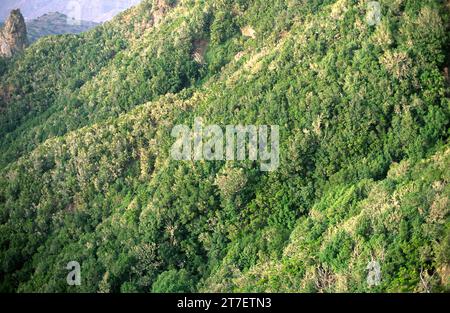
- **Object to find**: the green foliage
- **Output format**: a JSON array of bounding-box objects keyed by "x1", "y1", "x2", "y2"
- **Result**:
[
  {"x1": 0, "y1": 57, "x2": 7, "y2": 76},
  {"x1": 152, "y1": 269, "x2": 194, "y2": 293},
  {"x1": 222, "y1": 147, "x2": 450, "y2": 292},
  {"x1": 0, "y1": 0, "x2": 448, "y2": 293}
]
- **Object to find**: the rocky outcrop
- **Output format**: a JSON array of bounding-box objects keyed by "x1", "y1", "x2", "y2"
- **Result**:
[
  {"x1": 0, "y1": 9, "x2": 28, "y2": 58},
  {"x1": 241, "y1": 26, "x2": 256, "y2": 39},
  {"x1": 192, "y1": 39, "x2": 208, "y2": 64}
]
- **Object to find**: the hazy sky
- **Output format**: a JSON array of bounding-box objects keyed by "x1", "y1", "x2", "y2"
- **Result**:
[{"x1": 0, "y1": 0, "x2": 142, "y2": 22}]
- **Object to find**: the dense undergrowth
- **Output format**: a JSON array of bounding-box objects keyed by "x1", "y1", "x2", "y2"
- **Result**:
[{"x1": 0, "y1": 0, "x2": 448, "y2": 292}]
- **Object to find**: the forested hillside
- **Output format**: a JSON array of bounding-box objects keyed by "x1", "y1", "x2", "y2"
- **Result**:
[{"x1": 0, "y1": 0, "x2": 449, "y2": 293}]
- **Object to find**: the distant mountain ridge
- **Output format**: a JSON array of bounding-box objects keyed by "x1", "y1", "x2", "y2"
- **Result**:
[
  {"x1": 0, "y1": 0, "x2": 141, "y2": 22},
  {"x1": 26, "y1": 12, "x2": 98, "y2": 43}
]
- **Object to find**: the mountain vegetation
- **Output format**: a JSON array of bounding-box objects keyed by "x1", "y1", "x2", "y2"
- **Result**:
[{"x1": 0, "y1": 0, "x2": 448, "y2": 293}]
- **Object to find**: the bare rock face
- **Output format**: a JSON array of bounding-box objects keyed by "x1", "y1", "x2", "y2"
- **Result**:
[
  {"x1": 0, "y1": 9, "x2": 28, "y2": 58},
  {"x1": 192, "y1": 39, "x2": 208, "y2": 64}
]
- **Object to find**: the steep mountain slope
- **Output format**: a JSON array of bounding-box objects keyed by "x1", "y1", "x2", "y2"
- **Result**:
[
  {"x1": 205, "y1": 146, "x2": 450, "y2": 292},
  {"x1": 0, "y1": 0, "x2": 448, "y2": 293},
  {"x1": 0, "y1": 0, "x2": 203, "y2": 170},
  {"x1": 26, "y1": 12, "x2": 98, "y2": 43}
]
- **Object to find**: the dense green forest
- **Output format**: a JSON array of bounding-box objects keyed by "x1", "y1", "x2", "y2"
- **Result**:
[{"x1": 0, "y1": 0, "x2": 449, "y2": 293}]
